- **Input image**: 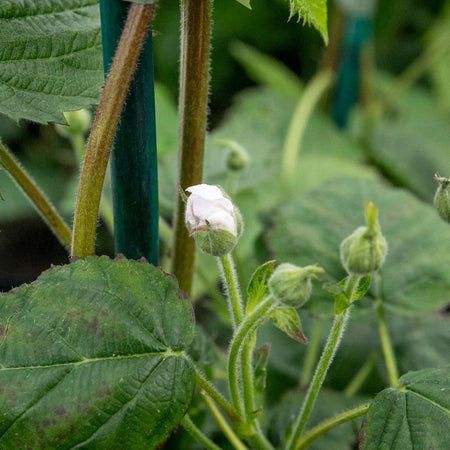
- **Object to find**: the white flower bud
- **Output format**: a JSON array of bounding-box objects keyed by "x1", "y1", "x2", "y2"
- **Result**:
[{"x1": 185, "y1": 184, "x2": 243, "y2": 256}]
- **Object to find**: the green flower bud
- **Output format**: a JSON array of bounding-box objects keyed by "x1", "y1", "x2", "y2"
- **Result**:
[
  {"x1": 55, "y1": 109, "x2": 92, "y2": 138},
  {"x1": 340, "y1": 201, "x2": 388, "y2": 276},
  {"x1": 185, "y1": 184, "x2": 243, "y2": 256},
  {"x1": 433, "y1": 174, "x2": 450, "y2": 224},
  {"x1": 217, "y1": 139, "x2": 250, "y2": 172},
  {"x1": 269, "y1": 263, "x2": 324, "y2": 308}
]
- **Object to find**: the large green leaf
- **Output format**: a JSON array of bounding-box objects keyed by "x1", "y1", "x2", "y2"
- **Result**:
[
  {"x1": 363, "y1": 368, "x2": 450, "y2": 450},
  {"x1": 0, "y1": 256, "x2": 196, "y2": 449},
  {"x1": 0, "y1": 0, "x2": 103, "y2": 124},
  {"x1": 266, "y1": 177, "x2": 450, "y2": 317}
]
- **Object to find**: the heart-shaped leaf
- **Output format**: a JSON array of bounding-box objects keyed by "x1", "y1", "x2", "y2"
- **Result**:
[
  {"x1": 363, "y1": 368, "x2": 450, "y2": 449},
  {"x1": 266, "y1": 177, "x2": 450, "y2": 317},
  {"x1": 0, "y1": 0, "x2": 103, "y2": 124},
  {"x1": 0, "y1": 256, "x2": 196, "y2": 449}
]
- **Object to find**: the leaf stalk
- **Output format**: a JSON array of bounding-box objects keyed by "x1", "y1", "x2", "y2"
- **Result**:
[
  {"x1": 71, "y1": 3, "x2": 155, "y2": 257},
  {"x1": 172, "y1": 0, "x2": 213, "y2": 295}
]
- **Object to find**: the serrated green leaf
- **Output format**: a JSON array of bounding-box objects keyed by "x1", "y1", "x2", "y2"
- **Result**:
[
  {"x1": 289, "y1": 0, "x2": 328, "y2": 44},
  {"x1": 363, "y1": 368, "x2": 450, "y2": 450},
  {"x1": 247, "y1": 260, "x2": 276, "y2": 314},
  {"x1": 270, "y1": 306, "x2": 307, "y2": 344},
  {"x1": 266, "y1": 177, "x2": 450, "y2": 317},
  {"x1": 0, "y1": 0, "x2": 103, "y2": 124},
  {"x1": 0, "y1": 256, "x2": 196, "y2": 449}
]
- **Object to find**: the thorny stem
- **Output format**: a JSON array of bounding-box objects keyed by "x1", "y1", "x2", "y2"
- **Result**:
[
  {"x1": 172, "y1": 0, "x2": 212, "y2": 295},
  {"x1": 201, "y1": 392, "x2": 248, "y2": 450},
  {"x1": 294, "y1": 403, "x2": 370, "y2": 450},
  {"x1": 0, "y1": 141, "x2": 71, "y2": 250},
  {"x1": 182, "y1": 415, "x2": 222, "y2": 450},
  {"x1": 71, "y1": 3, "x2": 155, "y2": 257}
]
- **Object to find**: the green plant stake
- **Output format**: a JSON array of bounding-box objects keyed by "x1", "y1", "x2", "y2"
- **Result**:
[{"x1": 99, "y1": 0, "x2": 159, "y2": 264}]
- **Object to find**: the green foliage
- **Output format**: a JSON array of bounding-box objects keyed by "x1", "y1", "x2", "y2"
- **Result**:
[
  {"x1": 235, "y1": 0, "x2": 252, "y2": 8},
  {"x1": 328, "y1": 276, "x2": 371, "y2": 314},
  {"x1": 363, "y1": 368, "x2": 450, "y2": 449},
  {"x1": 267, "y1": 177, "x2": 450, "y2": 317},
  {"x1": 0, "y1": 257, "x2": 196, "y2": 448},
  {"x1": 288, "y1": 0, "x2": 328, "y2": 43},
  {"x1": 230, "y1": 41, "x2": 302, "y2": 97},
  {"x1": 269, "y1": 306, "x2": 307, "y2": 343},
  {"x1": 246, "y1": 260, "x2": 276, "y2": 313},
  {"x1": 0, "y1": 0, "x2": 103, "y2": 124},
  {"x1": 270, "y1": 389, "x2": 367, "y2": 449}
]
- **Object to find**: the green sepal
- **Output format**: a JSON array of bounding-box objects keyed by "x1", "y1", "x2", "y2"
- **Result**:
[
  {"x1": 235, "y1": 0, "x2": 252, "y2": 9},
  {"x1": 269, "y1": 306, "x2": 307, "y2": 344},
  {"x1": 247, "y1": 260, "x2": 276, "y2": 314},
  {"x1": 253, "y1": 343, "x2": 270, "y2": 396},
  {"x1": 326, "y1": 275, "x2": 371, "y2": 314}
]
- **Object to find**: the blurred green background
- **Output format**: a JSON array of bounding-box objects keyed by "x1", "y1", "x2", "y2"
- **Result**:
[{"x1": 0, "y1": 0, "x2": 449, "y2": 290}]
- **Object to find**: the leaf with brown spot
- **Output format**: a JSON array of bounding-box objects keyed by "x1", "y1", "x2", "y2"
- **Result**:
[{"x1": 0, "y1": 256, "x2": 196, "y2": 449}]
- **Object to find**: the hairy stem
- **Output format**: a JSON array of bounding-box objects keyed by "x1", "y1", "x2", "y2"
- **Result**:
[
  {"x1": 0, "y1": 141, "x2": 71, "y2": 249},
  {"x1": 287, "y1": 309, "x2": 351, "y2": 449},
  {"x1": 70, "y1": 134, "x2": 114, "y2": 233},
  {"x1": 228, "y1": 296, "x2": 275, "y2": 420},
  {"x1": 374, "y1": 274, "x2": 399, "y2": 387},
  {"x1": 281, "y1": 71, "x2": 334, "y2": 184},
  {"x1": 218, "y1": 254, "x2": 244, "y2": 328},
  {"x1": 201, "y1": 392, "x2": 248, "y2": 450},
  {"x1": 376, "y1": 301, "x2": 399, "y2": 387},
  {"x1": 182, "y1": 415, "x2": 222, "y2": 450},
  {"x1": 172, "y1": 0, "x2": 212, "y2": 295},
  {"x1": 195, "y1": 370, "x2": 239, "y2": 423},
  {"x1": 71, "y1": 3, "x2": 155, "y2": 257},
  {"x1": 294, "y1": 403, "x2": 370, "y2": 450},
  {"x1": 300, "y1": 318, "x2": 324, "y2": 387}
]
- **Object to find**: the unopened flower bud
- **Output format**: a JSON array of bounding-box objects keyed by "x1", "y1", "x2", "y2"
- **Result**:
[
  {"x1": 185, "y1": 184, "x2": 243, "y2": 256},
  {"x1": 434, "y1": 174, "x2": 450, "y2": 224},
  {"x1": 340, "y1": 201, "x2": 388, "y2": 276},
  {"x1": 55, "y1": 109, "x2": 92, "y2": 138},
  {"x1": 269, "y1": 263, "x2": 324, "y2": 308},
  {"x1": 217, "y1": 139, "x2": 250, "y2": 172}
]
